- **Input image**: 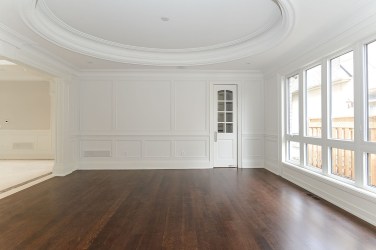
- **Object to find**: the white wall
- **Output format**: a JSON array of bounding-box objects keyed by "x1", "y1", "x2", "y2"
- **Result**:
[
  {"x1": 76, "y1": 71, "x2": 264, "y2": 169},
  {"x1": 264, "y1": 74, "x2": 280, "y2": 175},
  {"x1": 0, "y1": 81, "x2": 53, "y2": 159}
]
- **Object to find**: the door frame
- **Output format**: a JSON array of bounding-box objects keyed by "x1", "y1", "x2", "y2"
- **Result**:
[{"x1": 210, "y1": 82, "x2": 242, "y2": 168}]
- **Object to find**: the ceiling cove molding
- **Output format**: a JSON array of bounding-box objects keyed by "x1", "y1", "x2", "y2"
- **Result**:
[
  {"x1": 20, "y1": 0, "x2": 295, "y2": 66},
  {"x1": 0, "y1": 23, "x2": 76, "y2": 78}
]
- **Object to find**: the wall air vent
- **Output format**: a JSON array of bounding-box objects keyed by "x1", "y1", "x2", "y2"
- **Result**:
[{"x1": 82, "y1": 150, "x2": 111, "y2": 157}]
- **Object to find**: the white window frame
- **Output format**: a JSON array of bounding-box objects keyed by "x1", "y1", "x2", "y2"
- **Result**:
[{"x1": 282, "y1": 36, "x2": 376, "y2": 194}]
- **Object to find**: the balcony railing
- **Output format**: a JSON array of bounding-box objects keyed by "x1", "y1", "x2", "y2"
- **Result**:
[{"x1": 307, "y1": 116, "x2": 376, "y2": 186}]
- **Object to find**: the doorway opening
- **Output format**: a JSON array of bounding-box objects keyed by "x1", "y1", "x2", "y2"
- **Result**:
[{"x1": 0, "y1": 58, "x2": 56, "y2": 194}]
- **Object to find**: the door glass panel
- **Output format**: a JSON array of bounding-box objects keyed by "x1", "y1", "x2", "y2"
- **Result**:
[
  {"x1": 218, "y1": 113, "x2": 225, "y2": 122},
  {"x1": 217, "y1": 89, "x2": 235, "y2": 134},
  {"x1": 226, "y1": 124, "x2": 233, "y2": 133},
  {"x1": 218, "y1": 123, "x2": 225, "y2": 133},
  {"x1": 218, "y1": 90, "x2": 225, "y2": 100},
  {"x1": 226, "y1": 90, "x2": 233, "y2": 100},
  {"x1": 226, "y1": 113, "x2": 233, "y2": 122},
  {"x1": 218, "y1": 102, "x2": 225, "y2": 111},
  {"x1": 226, "y1": 102, "x2": 233, "y2": 111}
]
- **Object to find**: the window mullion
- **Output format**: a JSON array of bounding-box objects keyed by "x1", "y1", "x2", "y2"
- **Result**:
[
  {"x1": 354, "y1": 43, "x2": 365, "y2": 188},
  {"x1": 299, "y1": 71, "x2": 305, "y2": 167},
  {"x1": 322, "y1": 59, "x2": 329, "y2": 176}
]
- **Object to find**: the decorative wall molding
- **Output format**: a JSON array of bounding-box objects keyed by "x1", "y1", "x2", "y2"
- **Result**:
[
  {"x1": 79, "y1": 136, "x2": 210, "y2": 162},
  {"x1": 264, "y1": 134, "x2": 278, "y2": 141},
  {"x1": 0, "y1": 130, "x2": 53, "y2": 159}
]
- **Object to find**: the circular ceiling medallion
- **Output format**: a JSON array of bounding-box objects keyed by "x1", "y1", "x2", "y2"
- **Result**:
[{"x1": 20, "y1": 0, "x2": 294, "y2": 66}]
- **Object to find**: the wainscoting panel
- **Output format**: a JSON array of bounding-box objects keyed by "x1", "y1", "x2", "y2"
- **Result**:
[
  {"x1": 80, "y1": 140, "x2": 112, "y2": 159},
  {"x1": 174, "y1": 139, "x2": 208, "y2": 158},
  {"x1": 77, "y1": 72, "x2": 264, "y2": 169},
  {"x1": 264, "y1": 134, "x2": 279, "y2": 174},
  {"x1": 242, "y1": 134, "x2": 264, "y2": 168},
  {"x1": 0, "y1": 130, "x2": 53, "y2": 159},
  {"x1": 115, "y1": 140, "x2": 142, "y2": 159},
  {"x1": 143, "y1": 140, "x2": 171, "y2": 158}
]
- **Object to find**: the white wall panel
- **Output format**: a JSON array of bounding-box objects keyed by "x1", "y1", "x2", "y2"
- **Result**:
[
  {"x1": 264, "y1": 76, "x2": 279, "y2": 135},
  {"x1": 77, "y1": 72, "x2": 264, "y2": 169},
  {"x1": 0, "y1": 130, "x2": 53, "y2": 159},
  {"x1": 242, "y1": 81, "x2": 264, "y2": 134},
  {"x1": 143, "y1": 140, "x2": 171, "y2": 158},
  {"x1": 115, "y1": 81, "x2": 171, "y2": 131},
  {"x1": 242, "y1": 136, "x2": 264, "y2": 158},
  {"x1": 80, "y1": 81, "x2": 112, "y2": 131},
  {"x1": 116, "y1": 140, "x2": 141, "y2": 158},
  {"x1": 265, "y1": 135, "x2": 278, "y2": 160},
  {"x1": 174, "y1": 81, "x2": 207, "y2": 132},
  {"x1": 37, "y1": 134, "x2": 51, "y2": 151},
  {"x1": 81, "y1": 140, "x2": 112, "y2": 158},
  {"x1": 175, "y1": 140, "x2": 207, "y2": 158}
]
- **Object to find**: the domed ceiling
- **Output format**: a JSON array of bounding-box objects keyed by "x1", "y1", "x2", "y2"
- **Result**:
[{"x1": 20, "y1": 0, "x2": 294, "y2": 66}]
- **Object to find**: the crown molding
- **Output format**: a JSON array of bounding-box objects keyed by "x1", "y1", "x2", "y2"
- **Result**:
[
  {"x1": 20, "y1": 0, "x2": 295, "y2": 67},
  {"x1": 0, "y1": 23, "x2": 77, "y2": 78},
  {"x1": 75, "y1": 69, "x2": 264, "y2": 80}
]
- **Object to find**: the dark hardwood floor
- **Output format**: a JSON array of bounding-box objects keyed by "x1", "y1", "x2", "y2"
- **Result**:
[{"x1": 0, "y1": 169, "x2": 375, "y2": 250}]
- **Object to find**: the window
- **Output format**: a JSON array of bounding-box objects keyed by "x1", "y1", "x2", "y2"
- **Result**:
[
  {"x1": 331, "y1": 148, "x2": 355, "y2": 181},
  {"x1": 368, "y1": 154, "x2": 376, "y2": 187},
  {"x1": 366, "y1": 41, "x2": 376, "y2": 142},
  {"x1": 330, "y1": 51, "x2": 354, "y2": 141},
  {"x1": 288, "y1": 141, "x2": 300, "y2": 163},
  {"x1": 284, "y1": 39, "x2": 376, "y2": 194},
  {"x1": 288, "y1": 75, "x2": 299, "y2": 135},
  {"x1": 306, "y1": 65, "x2": 322, "y2": 137},
  {"x1": 306, "y1": 144, "x2": 322, "y2": 170}
]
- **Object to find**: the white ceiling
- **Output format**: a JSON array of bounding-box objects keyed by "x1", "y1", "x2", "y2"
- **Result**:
[
  {"x1": 45, "y1": 0, "x2": 281, "y2": 50},
  {"x1": 0, "y1": 0, "x2": 375, "y2": 72}
]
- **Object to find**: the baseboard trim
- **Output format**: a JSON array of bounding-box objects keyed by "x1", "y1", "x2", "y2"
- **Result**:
[
  {"x1": 0, "y1": 174, "x2": 53, "y2": 200},
  {"x1": 53, "y1": 163, "x2": 76, "y2": 176},
  {"x1": 78, "y1": 161, "x2": 212, "y2": 170},
  {"x1": 264, "y1": 159, "x2": 281, "y2": 175}
]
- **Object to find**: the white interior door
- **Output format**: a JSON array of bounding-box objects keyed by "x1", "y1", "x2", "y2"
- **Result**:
[{"x1": 213, "y1": 85, "x2": 237, "y2": 167}]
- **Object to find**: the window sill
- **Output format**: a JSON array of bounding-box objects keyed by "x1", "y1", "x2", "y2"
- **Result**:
[{"x1": 282, "y1": 161, "x2": 376, "y2": 203}]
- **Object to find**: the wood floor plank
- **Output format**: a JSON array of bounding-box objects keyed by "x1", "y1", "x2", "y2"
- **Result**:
[{"x1": 0, "y1": 169, "x2": 375, "y2": 250}]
